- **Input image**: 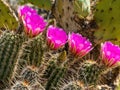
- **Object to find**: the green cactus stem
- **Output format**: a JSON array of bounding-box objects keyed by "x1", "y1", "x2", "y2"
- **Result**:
[
  {"x1": 45, "y1": 66, "x2": 67, "y2": 90},
  {"x1": 78, "y1": 60, "x2": 104, "y2": 85},
  {"x1": 0, "y1": 31, "x2": 25, "y2": 88},
  {"x1": 17, "y1": 34, "x2": 45, "y2": 70}
]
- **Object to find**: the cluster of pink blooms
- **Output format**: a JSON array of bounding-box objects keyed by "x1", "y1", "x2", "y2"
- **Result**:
[{"x1": 18, "y1": 5, "x2": 120, "y2": 67}]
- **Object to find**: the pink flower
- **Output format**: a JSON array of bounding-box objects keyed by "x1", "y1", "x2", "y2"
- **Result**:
[
  {"x1": 101, "y1": 41, "x2": 120, "y2": 67},
  {"x1": 22, "y1": 13, "x2": 47, "y2": 37},
  {"x1": 68, "y1": 33, "x2": 93, "y2": 58},
  {"x1": 18, "y1": 5, "x2": 37, "y2": 19},
  {"x1": 47, "y1": 25, "x2": 68, "y2": 50},
  {"x1": 18, "y1": 5, "x2": 47, "y2": 37}
]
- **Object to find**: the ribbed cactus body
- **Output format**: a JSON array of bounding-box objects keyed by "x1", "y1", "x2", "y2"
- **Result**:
[
  {"x1": 43, "y1": 51, "x2": 67, "y2": 79},
  {"x1": 43, "y1": 61, "x2": 57, "y2": 79},
  {"x1": 30, "y1": 82, "x2": 45, "y2": 90},
  {"x1": 62, "y1": 82, "x2": 82, "y2": 90},
  {"x1": 53, "y1": 0, "x2": 81, "y2": 32},
  {"x1": 20, "y1": 66, "x2": 39, "y2": 85},
  {"x1": 18, "y1": 34, "x2": 45, "y2": 68},
  {"x1": 45, "y1": 66, "x2": 67, "y2": 90},
  {"x1": 0, "y1": 31, "x2": 25, "y2": 85},
  {"x1": 56, "y1": 73, "x2": 85, "y2": 90},
  {"x1": 94, "y1": 0, "x2": 120, "y2": 41},
  {"x1": 78, "y1": 60, "x2": 103, "y2": 85}
]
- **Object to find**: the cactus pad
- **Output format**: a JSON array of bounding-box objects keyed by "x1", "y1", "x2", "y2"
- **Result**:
[
  {"x1": 0, "y1": 0, "x2": 18, "y2": 30},
  {"x1": 20, "y1": 0, "x2": 52, "y2": 10},
  {"x1": 94, "y1": 0, "x2": 120, "y2": 42},
  {"x1": 74, "y1": 0, "x2": 91, "y2": 18}
]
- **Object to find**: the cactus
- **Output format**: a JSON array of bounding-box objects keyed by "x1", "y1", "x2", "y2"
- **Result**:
[
  {"x1": 94, "y1": 0, "x2": 120, "y2": 42},
  {"x1": 74, "y1": 0, "x2": 91, "y2": 18},
  {"x1": 0, "y1": 31, "x2": 25, "y2": 88},
  {"x1": 11, "y1": 81, "x2": 29, "y2": 90},
  {"x1": 45, "y1": 66, "x2": 67, "y2": 90},
  {"x1": 52, "y1": 0, "x2": 82, "y2": 32},
  {"x1": 20, "y1": 0, "x2": 52, "y2": 11},
  {"x1": 17, "y1": 34, "x2": 45, "y2": 68},
  {"x1": 0, "y1": 0, "x2": 18, "y2": 30},
  {"x1": 78, "y1": 60, "x2": 103, "y2": 85},
  {"x1": 30, "y1": 82, "x2": 45, "y2": 90},
  {"x1": 0, "y1": 0, "x2": 120, "y2": 90},
  {"x1": 56, "y1": 73, "x2": 85, "y2": 90},
  {"x1": 20, "y1": 66, "x2": 39, "y2": 85},
  {"x1": 42, "y1": 51, "x2": 67, "y2": 90},
  {"x1": 59, "y1": 81, "x2": 83, "y2": 90}
]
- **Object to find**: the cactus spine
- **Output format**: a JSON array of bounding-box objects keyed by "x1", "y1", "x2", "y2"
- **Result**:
[{"x1": 0, "y1": 31, "x2": 25, "y2": 88}]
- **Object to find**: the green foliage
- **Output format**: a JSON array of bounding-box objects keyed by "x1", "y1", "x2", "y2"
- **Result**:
[
  {"x1": 0, "y1": 0, "x2": 18, "y2": 30},
  {"x1": 94, "y1": 0, "x2": 120, "y2": 42},
  {"x1": 0, "y1": 31, "x2": 25, "y2": 84},
  {"x1": 20, "y1": 0, "x2": 52, "y2": 10}
]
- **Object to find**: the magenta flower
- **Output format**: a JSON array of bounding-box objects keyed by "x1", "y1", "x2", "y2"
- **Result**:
[
  {"x1": 47, "y1": 25, "x2": 68, "y2": 50},
  {"x1": 101, "y1": 41, "x2": 120, "y2": 67},
  {"x1": 18, "y1": 5, "x2": 46, "y2": 37},
  {"x1": 22, "y1": 13, "x2": 47, "y2": 37},
  {"x1": 18, "y1": 5, "x2": 37, "y2": 19},
  {"x1": 68, "y1": 33, "x2": 93, "y2": 58}
]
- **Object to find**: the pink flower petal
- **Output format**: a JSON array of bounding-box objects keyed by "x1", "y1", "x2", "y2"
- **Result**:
[
  {"x1": 101, "y1": 41, "x2": 120, "y2": 67},
  {"x1": 68, "y1": 33, "x2": 93, "y2": 58},
  {"x1": 19, "y1": 6, "x2": 47, "y2": 37},
  {"x1": 47, "y1": 25, "x2": 68, "y2": 50}
]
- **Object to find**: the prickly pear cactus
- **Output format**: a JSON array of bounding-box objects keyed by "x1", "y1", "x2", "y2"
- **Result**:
[
  {"x1": 74, "y1": 0, "x2": 91, "y2": 18},
  {"x1": 94, "y1": 0, "x2": 120, "y2": 42},
  {"x1": 0, "y1": 31, "x2": 25, "y2": 88},
  {"x1": 0, "y1": 0, "x2": 18, "y2": 30},
  {"x1": 52, "y1": 0, "x2": 82, "y2": 32},
  {"x1": 20, "y1": 0, "x2": 52, "y2": 10}
]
